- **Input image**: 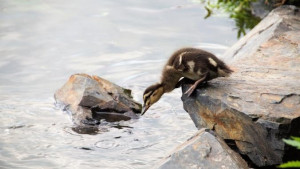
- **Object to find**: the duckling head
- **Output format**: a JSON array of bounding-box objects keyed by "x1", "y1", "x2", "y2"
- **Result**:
[{"x1": 141, "y1": 83, "x2": 164, "y2": 115}]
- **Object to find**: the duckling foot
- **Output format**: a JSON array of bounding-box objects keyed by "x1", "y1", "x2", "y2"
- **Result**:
[{"x1": 184, "y1": 75, "x2": 207, "y2": 97}]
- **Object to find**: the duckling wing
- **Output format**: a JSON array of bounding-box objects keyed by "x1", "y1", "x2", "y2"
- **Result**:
[{"x1": 166, "y1": 48, "x2": 233, "y2": 80}]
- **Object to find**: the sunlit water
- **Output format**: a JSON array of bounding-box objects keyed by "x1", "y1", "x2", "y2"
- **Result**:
[{"x1": 0, "y1": 0, "x2": 237, "y2": 168}]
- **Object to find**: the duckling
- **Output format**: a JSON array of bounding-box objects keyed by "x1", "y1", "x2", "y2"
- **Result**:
[{"x1": 141, "y1": 47, "x2": 233, "y2": 115}]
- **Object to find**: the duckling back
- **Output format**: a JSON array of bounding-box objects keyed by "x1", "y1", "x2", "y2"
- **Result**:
[{"x1": 166, "y1": 48, "x2": 233, "y2": 81}]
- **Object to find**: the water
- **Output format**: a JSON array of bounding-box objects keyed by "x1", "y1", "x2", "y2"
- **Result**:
[{"x1": 0, "y1": 0, "x2": 237, "y2": 168}]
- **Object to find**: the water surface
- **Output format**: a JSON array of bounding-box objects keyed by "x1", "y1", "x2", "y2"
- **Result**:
[{"x1": 0, "y1": 0, "x2": 237, "y2": 168}]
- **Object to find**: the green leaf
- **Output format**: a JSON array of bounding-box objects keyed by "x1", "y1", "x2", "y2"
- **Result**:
[
  {"x1": 291, "y1": 136, "x2": 300, "y2": 142},
  {"x1": 204, "y1": 6, "x2": 212, "y2": 19},
  {"x1": 278, "y1": 161, "x2": 300, "y2": 168},
  {"x1": 283, "y1": 138, "x2": 300, "y2": 149}
]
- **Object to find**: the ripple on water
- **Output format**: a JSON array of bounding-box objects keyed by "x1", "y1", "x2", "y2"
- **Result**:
[
  {"x1": 95, "y1": 139, "x2": 120, "y2": 149},
  {"x1": 0, "y1": 0, "x2": 237, "y2": 168}
]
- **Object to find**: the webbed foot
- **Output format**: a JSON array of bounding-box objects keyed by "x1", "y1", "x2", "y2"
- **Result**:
[{"x1": 184, "y1": 73, "x2": 207, "y2": 97}]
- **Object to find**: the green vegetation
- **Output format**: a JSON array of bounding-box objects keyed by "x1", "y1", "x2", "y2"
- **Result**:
[
  {"x1": 201, "y1": 0, "x2": 300, "y2": 38},
  {"x1": 278, "y1": 137, "x2": 300, "y2": 168},
  {"x1": 203, "y1": 0, "x2": 261, "y2": 38}
]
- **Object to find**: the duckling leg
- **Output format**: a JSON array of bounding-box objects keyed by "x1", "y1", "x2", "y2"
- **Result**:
[
  {"x1": 184, "y1": 73, "x2": 207, "y2": 97},
  {"x1": 175, "y1": 78, "x2": 184, "y2": 88},
  {"x1": 175, "y1": 78, "x2": 195, "y2": 88}
]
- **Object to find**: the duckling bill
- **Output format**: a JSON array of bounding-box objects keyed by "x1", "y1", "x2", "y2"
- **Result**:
[{"x1": 142, "y1": 48, "x2": 233, "y2": 115}]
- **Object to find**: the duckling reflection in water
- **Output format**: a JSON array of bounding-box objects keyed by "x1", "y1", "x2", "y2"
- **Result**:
[{"x1": 142, "y1": 48, "x2": 233, "y2": 115}]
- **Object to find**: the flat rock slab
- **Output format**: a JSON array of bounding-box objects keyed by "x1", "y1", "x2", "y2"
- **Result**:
[
  {"x1": 182, "y1": 6, "x2": 300, "y2": 167},
  {"x1": 55, "y1": 74, "x2": 142, "y2": 128},
  {"x1": 157, "y1": 129, "x2": 248, "y2": 169}
]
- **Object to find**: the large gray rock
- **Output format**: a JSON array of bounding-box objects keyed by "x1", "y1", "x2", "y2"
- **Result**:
[
  {"x1": 55, "y1": 74, "x2": 142, "y2": 130},
  {"x1": 157, "y1": 129, "x2": 248, "y2": 169},
  {"x1": 181, "y1": 6, "x2": 300, "y2": 167}
]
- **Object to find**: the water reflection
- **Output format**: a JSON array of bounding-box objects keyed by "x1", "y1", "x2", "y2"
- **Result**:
[
  {"x1": 202, "y1": 0, "x2": 261, "y2": 38},
  {"x1": 71, "y1": 126, "x2": 100, "y2": 135},
  {"x1": 71, "y1": 119, "x2": 134, "y2": 135}
]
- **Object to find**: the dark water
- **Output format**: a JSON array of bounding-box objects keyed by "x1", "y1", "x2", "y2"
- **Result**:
[{"x1": 0, "y1": 0, "x2": 237, "y2": 168}]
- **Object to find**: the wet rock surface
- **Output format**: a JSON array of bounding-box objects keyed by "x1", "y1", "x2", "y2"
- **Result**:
[
  {"x1": 157, "y1": 129, "x2": 248, "y2": 169},
  {"x1": 55, "y1": 74, "x2": 142, "y2": 129},
  {"x1": 181, "y1": 6, "x2": 300, "y2": 167}
]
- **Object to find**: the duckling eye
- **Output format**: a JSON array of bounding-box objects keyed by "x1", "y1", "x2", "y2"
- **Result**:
[
  {"x1": 146, "y1": 99, "x2": 150, "y2": 106},
  {"x1": 143, "y1": 91, "x2": 152, "y2": 101}
]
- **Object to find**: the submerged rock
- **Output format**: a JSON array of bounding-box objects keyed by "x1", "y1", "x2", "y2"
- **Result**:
[
  {"x1": 157, "y1": 129, "x2": 248, "y2": 169},
  {"x1": 181, "y1": 6, "x2": 300, "y2": 167},
  {"x1": 55, "y1": 73, "x2": 142, "y2": 128}
]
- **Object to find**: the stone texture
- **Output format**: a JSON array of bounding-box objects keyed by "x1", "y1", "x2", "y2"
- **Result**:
[
  {"x1": 181, "y1": 6, "x2": 300, "y2": 167},
  {"x1": 157, "y1": 129, "x2": 248, "y2": 169},
  {"x1": 251, "y1": 0, "x2": 274, "y2": 18},
  {"x1": 55, "y1": 73, "x2": 142, "y2": 127},
  {"x1": 250, "y1": 0, "x2": 298, "y2": 18}
]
